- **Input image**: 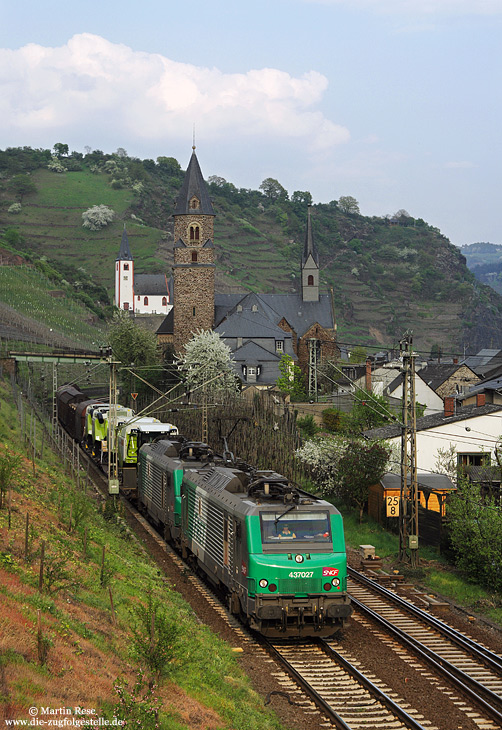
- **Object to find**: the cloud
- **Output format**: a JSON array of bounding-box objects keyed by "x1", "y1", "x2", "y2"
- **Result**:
[
  {"x1": 300, "y1": 0, "x2": 502, "y2": 14},
  {"x1": 0, "y1": 34, "x2": 349, "y2": 152}
]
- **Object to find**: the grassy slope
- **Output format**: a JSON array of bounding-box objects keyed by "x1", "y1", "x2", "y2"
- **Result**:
[
  {"x1": 0, "y1": 266, "x2": 107, "y2": 349},
  {"x1": 2, "y1": 156, "x2": 502, "y2": 354},
  {"x1": 0, "y1": 379, "x2": 284, "y2": 730}
]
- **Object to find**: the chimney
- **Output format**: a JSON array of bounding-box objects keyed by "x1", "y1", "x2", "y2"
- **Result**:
[
  {"x1": 365, "y1": 358, "x2": 372, "y2": 392},
  {"x1": 453, "y1": 357, "x2": 458, "y2": 364},
  {"x1": 476, "y1": 393, "x2": 486, "y2": 407},
  {"x1": 444, "y1": 396, "x2": 455, "y2": 418}
]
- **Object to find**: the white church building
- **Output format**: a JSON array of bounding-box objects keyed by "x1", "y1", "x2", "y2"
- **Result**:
[{"x1": 114, "y1": 228, "x2": 173, "y2": 315}]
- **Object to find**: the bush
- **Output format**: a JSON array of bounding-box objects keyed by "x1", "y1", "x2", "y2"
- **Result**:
[
  {"x1": 82, "y1": 205, "x2": 115, "y2": 231},
  {"x1": 296, "y1": 415, "x2": 318, "y2": 438},
  {"x1": 321, "y1": 407, "x2": 342, "y2": 432},
  {"x1": 8, "y1": 203, "x2": 21, "y2": 214}
]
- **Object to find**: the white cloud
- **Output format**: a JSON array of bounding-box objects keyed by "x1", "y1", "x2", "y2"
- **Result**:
[
  {"x1": 0, "y1": 34, "x2": 349, "y2": 152},
  {"x1": 300, "y1": 0, "x2": 502, "y2": 14}
]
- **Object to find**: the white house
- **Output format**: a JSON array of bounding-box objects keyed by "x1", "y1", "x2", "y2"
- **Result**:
[
  {"x1": 365, "y1": 396, "x2": 502, "y2": 475},
  {"x1": 114, "y1": 228, "x2": 172, "y2": 316},
  {"x1": 355, "y1": 362, "x2": 443, "y2": 416}
]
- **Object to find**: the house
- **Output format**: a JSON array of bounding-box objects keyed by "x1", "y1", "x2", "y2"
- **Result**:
[
  {"x1": 354, "y1": 361, "x2": 443, "y2": 416},
  {"x1": 464, "y1": 349, "x2": 502, "y2": 379},
  {"x1": 156, "y1": 150, "x2": 339, "y2": 385},
  {"x1": 114, "y1": 227, "x2": 172, "y2": 315},
  {"x1": 460, "y1": 379, "x2": 502, "y2": 407},
  {"x1": 418, "y1": 361, "x2": 480, "y2": 398},
  {"x1": 364, "y1": 396, "x2": 502, "y2": 474}
]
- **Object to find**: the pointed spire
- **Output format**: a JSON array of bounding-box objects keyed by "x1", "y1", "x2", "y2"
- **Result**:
[
  {"x1": 302, "y1": 205, "x2": 319, "y2": 267},
  {"x1": 174, "y1": 149, "x2": 215, "y2": 216},
  {"x1": 117, "y1": 225, "x2": 133, "y2": 261}
]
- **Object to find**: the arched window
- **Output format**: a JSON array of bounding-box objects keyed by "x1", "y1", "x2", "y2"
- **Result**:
[
  {"x1": 162, "y1": 296, "x2": 167, "y2": 306},
  {"x1": 144, "y1": 296, "x2": 148, "y2": 306},
  {"x1": 189, "y1": 225, "x2": 200, "y2": 241},
  {"x1": 192, "y1": 251, "x2": 198, "y2": 262},
  {"x1": 124, "y1": 302, "x2": 129, "y2": 310},
  {"x1": 308, "y1": 275, "x2": 314, "y2": 286},
  {"x1": 124, "y1": 263, "x2": 129, "y2": 271}
]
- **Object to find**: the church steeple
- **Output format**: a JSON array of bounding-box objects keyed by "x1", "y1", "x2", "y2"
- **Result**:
[
  {"x1": 114, "y1": 226, "x2": 134, "y2": 310},
  {"x1": 172, "y1": 148, "x2": 215, "y2": 351},
  {"x1": 301, "y1": 205, "x2": 319, "y2": 302}
]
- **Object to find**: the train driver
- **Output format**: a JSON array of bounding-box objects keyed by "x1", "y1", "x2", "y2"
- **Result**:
[{"x1": 278, "y1": 524, "x2": 296, "y2": 538}]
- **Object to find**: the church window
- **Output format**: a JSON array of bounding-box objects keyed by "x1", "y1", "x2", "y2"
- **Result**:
[
  {"x1": 189, "y1": 225, "x2": 200, "y2": 241},
  {"x1": 192, "y1": 251, "x2": 198, "y2": 262},
  {"x1": 308, "y1": 275, "x2": 314, "y2": 286},
  {"x1": 162, "y1": 296, "x2": 167, "y2": 306},
  {"x1": 144, "y1": 296, "x2": 149, "y2": 305},
  {"x1": 124, "y1": 302, "x2": 129, "y2": 310},
  {"x1": 137, "y1": 295, "x2": 140, "y2": 300},
  {"x1": 193, "y1": 307, "x2": 196, "y2": 317},
  {"x1": 124, "y1": 263, "x2": 129, "y2": 271},
  {"x1": 190, "y1": 197, "x2": 200, "y2": 209}
]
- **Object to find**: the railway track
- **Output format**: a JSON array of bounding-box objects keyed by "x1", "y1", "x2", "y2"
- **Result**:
[
  {"x1": 81, "y1": 448, "x2": 502, "y2": 729},
  {"x1": 348, "y1": 567, "x2": 502, "y2": 729}
]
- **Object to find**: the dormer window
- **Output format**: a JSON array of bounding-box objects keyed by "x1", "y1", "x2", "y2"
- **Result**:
[
  {"x1": 190, "y1": 196, "x2": 200, "y2": 210},
  {"x1": 252, "y1": 304, "x2": 258, "y2": 312},
  {"x1": 276, "y1": 341, "x2": 283, "y2": 353},
  {"x1": 189, "y1": 225, "x2": 200, "y2": 241}
]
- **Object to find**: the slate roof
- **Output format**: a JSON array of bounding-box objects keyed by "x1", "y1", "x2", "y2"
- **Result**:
[
  {"x1": 215, "y1": 307, "x2": 292, "y2": 339},
  {"x1": 117, "y1": 228, "x2": 133, "y2": 261},
  {"x1": 458, "y1": 376, "x2": 502, "y2": 399},
  {"x1": 380, "y1": 472, "x2": 456, "y2": 493},
  {"x1": 156, "y1": 309, "x2": 173, "y2": 335},
  {"x1": 419, "y1": 363, "x2": 466, "y2": 390},
  {"x1": 134, "y1": 274, "x2": 170, "y2": 296},
  {"x1": 364, "y1": 402, "x2": 502, "y2": 440},
  {"x1": 464, "y1": 349, "x2": 502, "y2": 376},
  {"x1": 232, "y1": 340, "x2": 284, "y2": 363},
  {"x1": 302, "y1": 206, "x2": 319, "y2": 267},
  {"x1": 174, "y1": 150, "x2": 215, "y2": 216}
]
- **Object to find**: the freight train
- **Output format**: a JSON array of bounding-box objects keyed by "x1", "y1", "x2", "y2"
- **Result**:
[
  {"x1": 138, "y1": 438, "x2": 352, "y2": 638},
  {"x1": 55, "y1": 385, "x2": 178, "y2": 490}
]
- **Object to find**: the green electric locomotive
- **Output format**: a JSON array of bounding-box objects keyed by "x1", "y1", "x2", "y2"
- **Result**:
[{"x1": 138, "y1": 439, "x2": 351, "y2": 638}]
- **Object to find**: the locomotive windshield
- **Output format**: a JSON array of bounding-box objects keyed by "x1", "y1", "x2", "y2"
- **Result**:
[{"x1": 260, "y1": 511, "x2": 331, "y2": 545}]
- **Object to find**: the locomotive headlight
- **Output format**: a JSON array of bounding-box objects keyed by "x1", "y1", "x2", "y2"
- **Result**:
[
  {"x1": 331, "y1": 577, "x2": 340, "y2": 587},
  {"x1": 259, "y1": 579, "x2": 268, "y2": 588},
  {"x1": 294, "y1": 554, "x2": 304, "y2": 563}
]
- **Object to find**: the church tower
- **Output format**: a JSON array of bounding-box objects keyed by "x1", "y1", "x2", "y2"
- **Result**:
[
  {"x1": 172, "y1": 148, "x2": 215, "y2": 351},
  {"x1": 301, "y1": 205, "x2": 319, "y2": 302},
  {"x1": 115, "y1": 226, "x2": 134, "y2": 310}
]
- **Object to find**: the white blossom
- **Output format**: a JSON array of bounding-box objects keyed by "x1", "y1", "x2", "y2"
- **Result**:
[
  {"x1": 82, "y1": 204, "x2": 115, "y2": 231},
  {"x1": 176, "y1": 330, "x2": 238, "y2": 399}
]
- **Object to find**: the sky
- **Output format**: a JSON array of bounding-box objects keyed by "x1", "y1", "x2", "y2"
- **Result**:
[{"x1": 0, "y1": 0, "x2": 501, "y2": 247}]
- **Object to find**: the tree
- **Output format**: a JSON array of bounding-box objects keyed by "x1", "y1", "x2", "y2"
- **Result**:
[
  {"x1": 348, "y1": 346, "x2": 367, "y2": 363},
  {"x1": 276, "y1": 354, "x2": 306, "y2": 400},
  {"x1": 9, "y1": 174, "x2": 37, "y2": 202},
  {"x1": 176, "y1": 330, "x2": 238, "y2": 400},
  {"x1": 53, "y1": 142, "x2": 69, "y2": 158},
  {"x1": 108, "y1": 311, "x2": 160, "y2": 395},
  {"x1": 291, "y1": 190, "x2": 313, "y2": 206},
  {"x1": 156, "y1": 156, "x2": 182, "y2": 177},
  {"x1": 207, "y1": 175, "x2": 227, "y2": 187},
  {"x1": 344, "y1": 388, "x2": 394, "y2": 434},
  {"x1": 338, "y1": 195, "x2": 360, "y2": 215},
  {"x1": 296, "y1": 435, "x2": 390, "y2": 522},
  {"x1": 259, "y1": 177, "x2": 288, "y2": 202},
  {"x1": 337, "y1": 440, "x2": 390, "y2": 522},
  {"x1": 430, "y1": 343, "x2": 442, "y2": 361},
  {"x1": 82, "y1": 205, "x2": 115, "y2": 231},
  {"x1": 447, "y1": 479, "x2": 502, "y2": 591}
]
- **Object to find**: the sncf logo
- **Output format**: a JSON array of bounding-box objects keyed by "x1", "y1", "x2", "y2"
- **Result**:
[{"x1": 322, "y1": 567, "x2": 339, "y2": 577}]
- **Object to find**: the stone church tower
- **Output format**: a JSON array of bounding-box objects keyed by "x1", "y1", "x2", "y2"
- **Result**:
[{"x1": 173, "y1": 148, "x2": 215, "y2": 351}]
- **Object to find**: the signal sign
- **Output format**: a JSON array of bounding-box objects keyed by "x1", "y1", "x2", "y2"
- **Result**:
[
  {"x1": 386, "y1": 495, "x2": 400, "y2": 517},
  {"x1": 131, "y1": 393, "x2": 138, "y2": 400}
]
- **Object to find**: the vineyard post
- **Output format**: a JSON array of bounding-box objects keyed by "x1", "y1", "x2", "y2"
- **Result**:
[{"x1": 24, "y1": 513, "x2": 29, "y2": 560}]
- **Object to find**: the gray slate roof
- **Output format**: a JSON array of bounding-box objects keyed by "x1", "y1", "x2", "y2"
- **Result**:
[
  {"x1": 458, "y1": 376, "x2": 502, "y2": 399},
  {"x1": 232, "y1": 341, "x2": 284, "y2": 363},
  {"x1": 464, "y1": 349, "x2": 502, "y2": 376},
  {"x1": 380, "y1": 472, "x2": 456, "y2": 492},
  {"x1": 174, "y1": 150, "x2": 215, "y2": 216},
  {"x1": 215, "y1": 300, "x2": 293, "y2": 339},
  {"x1": 117, "y1": 228, "x2": 133, "y2": 261},
  {"x1": 215, "y1": 291, "x2": 334, "y2": 339},
  {"x1": 365, "y1": 402, "x2": 502, "y2": 440},
  {"x1": 302, "y1": 206, "x2": 319, "y2": 267},
  {"x1": 156, "y1": 309, "x2": 173, "y2": 335},
  {"x1": 134, "y1": 274, "x2": 170, "y2": 296}
]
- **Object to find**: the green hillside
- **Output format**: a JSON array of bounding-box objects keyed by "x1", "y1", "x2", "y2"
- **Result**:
[{"x1": 1, "y1": 145, "x2": 502, "y2": 356}]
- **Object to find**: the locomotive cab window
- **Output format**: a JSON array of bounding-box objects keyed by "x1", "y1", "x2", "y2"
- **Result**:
[{"x1": 260, "y1": 511, "x2": 332, "y2": 549}]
